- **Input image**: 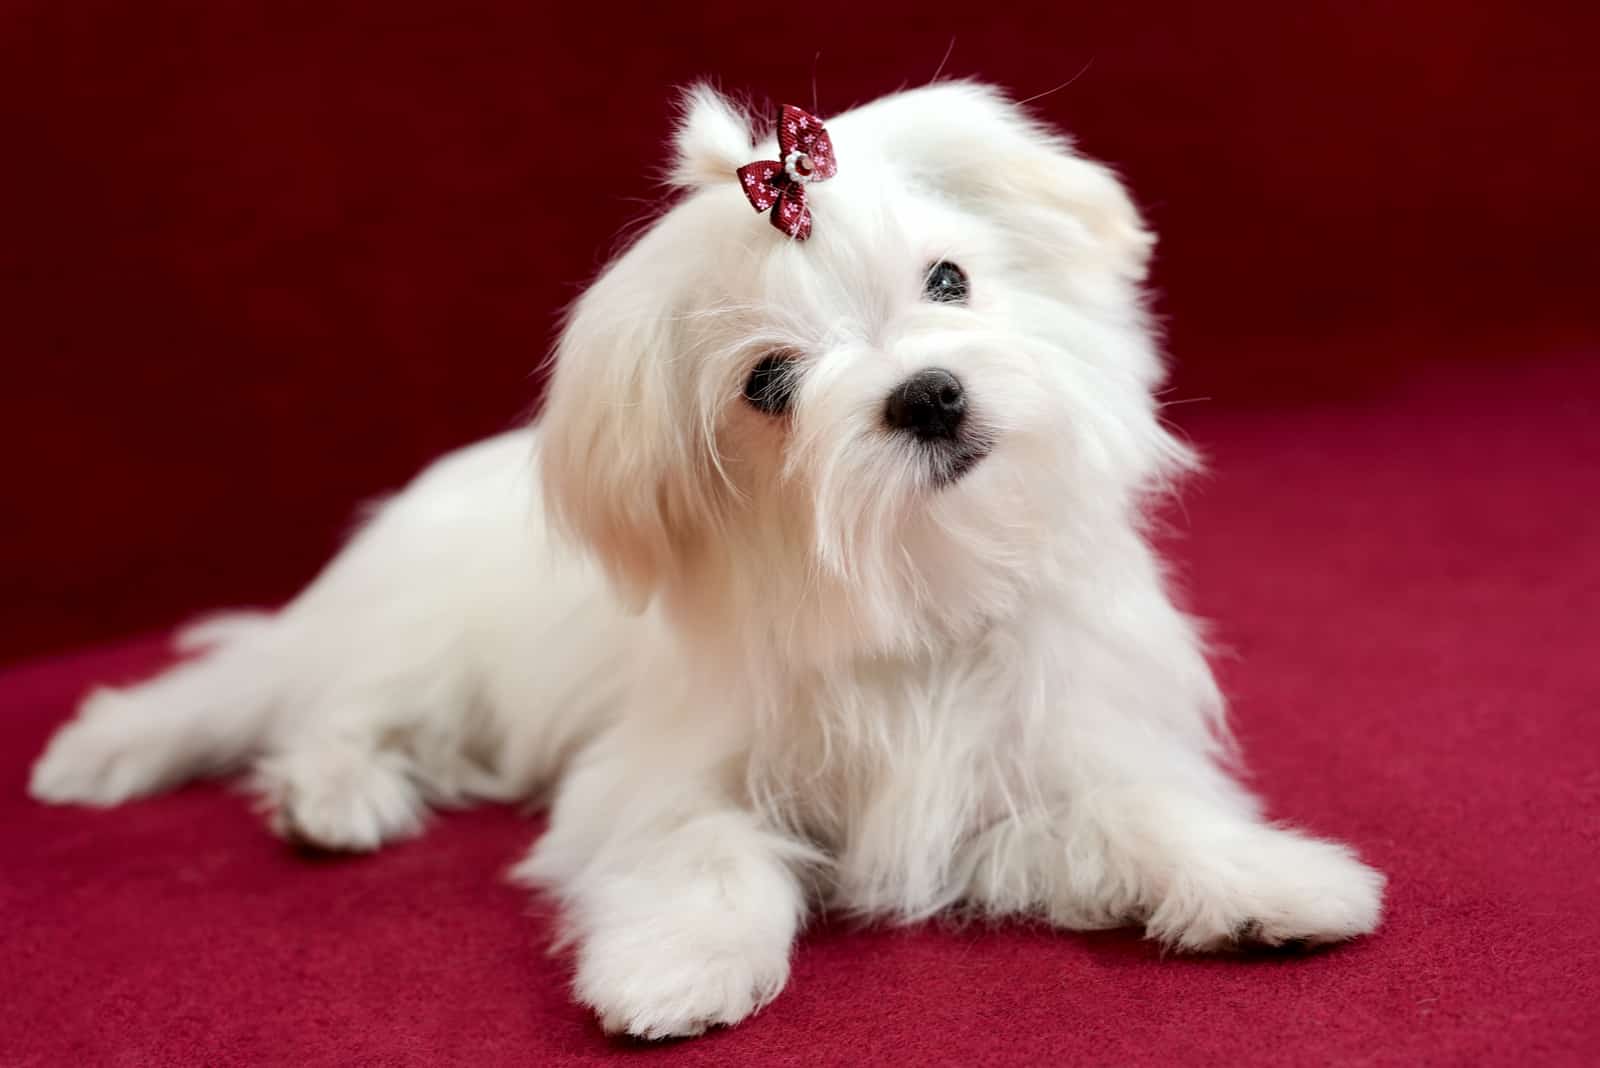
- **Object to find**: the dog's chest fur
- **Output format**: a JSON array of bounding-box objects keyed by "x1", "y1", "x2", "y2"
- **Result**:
[{"x1": 743, "y1": 634, "x2": 1046, "y2": 915}]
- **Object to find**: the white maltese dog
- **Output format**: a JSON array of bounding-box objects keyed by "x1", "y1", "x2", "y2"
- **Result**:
[{"x1": 32, "y1": 82, "x2": 1384, "y2": 1038}]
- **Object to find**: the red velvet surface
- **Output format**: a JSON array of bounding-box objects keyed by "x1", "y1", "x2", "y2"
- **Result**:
[
  {"x1": 5, "y1": 353, "x2": 1597, "y2": 1065},
  {"x1": 4, "y1": 2, "x2": 1598, "y2": 1064}
]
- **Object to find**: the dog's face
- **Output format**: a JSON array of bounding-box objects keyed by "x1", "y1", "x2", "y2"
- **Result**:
[{"x1": 540, "y1": 83, "x2": 1189, "y2": 664}]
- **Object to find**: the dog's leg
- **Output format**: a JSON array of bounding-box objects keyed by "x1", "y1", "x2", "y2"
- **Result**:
[
  {"x1": 513, "y1": 726, "x2": 811, "y2": 1039},
  {"x1": 1119, "y1": 790, "x2": 1386, "y2": 950},
  {"x1": 965, "y1": 730, "x2": 1385, "y2": 949},
  {"x1": 251, "y1": 729, "x2": 427, "y2": 852},
  {"x1": 30, "y1": 616, "x2": 283, "y2": 806},
  {"x1": 524, "y1": 808, "x2": 806, "y2": 1039}
]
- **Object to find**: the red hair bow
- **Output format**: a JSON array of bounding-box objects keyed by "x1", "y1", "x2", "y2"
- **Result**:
[{"x1": 736, "y1": 105, "x2": 838, "y2": 240}]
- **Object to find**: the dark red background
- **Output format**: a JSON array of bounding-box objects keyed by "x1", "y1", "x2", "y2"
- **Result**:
[
  {"x1": 3, "y1": 3, "x2": 1598, "y2": 1066},
  {"x1": 3, "y1": 0, "x2": 1595, "y2": 664}
]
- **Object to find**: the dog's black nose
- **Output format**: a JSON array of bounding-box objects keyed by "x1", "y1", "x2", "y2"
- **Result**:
[{"x1": 884, "y1": 369, "x2": 966, "y2": 441}]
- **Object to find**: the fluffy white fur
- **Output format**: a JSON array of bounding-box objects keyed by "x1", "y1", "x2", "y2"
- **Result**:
[{"x1": 31, "y1": 82, "x2": 1384, "y2": 1038}]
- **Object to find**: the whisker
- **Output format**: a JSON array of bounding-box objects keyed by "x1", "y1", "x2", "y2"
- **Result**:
[
  {"x1": 930, "y1": 37, "x2": 957, "y2": 83},
  {"x1": 1016, "y1": 59, "x2": 1095, "y2": 107}
]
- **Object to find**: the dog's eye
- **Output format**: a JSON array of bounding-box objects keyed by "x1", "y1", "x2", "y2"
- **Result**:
[
  {"x1": 742, "y1": 350, "x2": 801, "y2": 416},
  {"x1": 923, "y1": 261, "x2": 969, "y2": 304}
]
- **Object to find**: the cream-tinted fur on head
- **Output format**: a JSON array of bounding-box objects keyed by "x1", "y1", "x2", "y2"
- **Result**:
[{"x1": 31, "y1": 82, "x2": 1384, "y2": 1040}]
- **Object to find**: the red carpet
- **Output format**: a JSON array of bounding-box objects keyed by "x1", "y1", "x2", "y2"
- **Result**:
[{"x1": 5, "y1": 351, "x2": 1596, "y2": 1065}]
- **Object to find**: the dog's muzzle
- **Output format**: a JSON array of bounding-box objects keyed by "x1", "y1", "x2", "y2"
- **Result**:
[{"x1": 884, "y1": 368, "x2": 991, "y2": 486}]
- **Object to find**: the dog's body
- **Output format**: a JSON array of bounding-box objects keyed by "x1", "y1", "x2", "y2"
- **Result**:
[{"x1": 31, "y1": 83, "x2": 1383, "y2": 1038}]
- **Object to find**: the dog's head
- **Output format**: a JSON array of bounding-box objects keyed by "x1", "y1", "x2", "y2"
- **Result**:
[{"x1": 539, "y1": 82, "x2": 1190, "y2": 663}]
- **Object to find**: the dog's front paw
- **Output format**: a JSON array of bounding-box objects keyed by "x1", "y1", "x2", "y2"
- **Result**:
[
  {"x1": 573, "y1": 909, "x2": 792, "y2": 1040},
  {"x1": 30, "y1": 689, "x2": 182, "y2": 806},
  {"x1": 1147, "y1": 826, "x2": 1386, "y2": 951}
]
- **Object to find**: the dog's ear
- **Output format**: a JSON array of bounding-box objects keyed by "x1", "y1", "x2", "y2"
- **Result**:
[
  {"x1": 537, "y1": 230, "x2": 719, "y2": 612},
  {"x1": 538, "y1": 86, "x2": 753, "y2": 610},
  {"x1": 842, "y1": 82, "x2": 1153, "y2": 287},
  {"x1": 669, "y1": 83, "x2": 756, "y2": 190}
]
